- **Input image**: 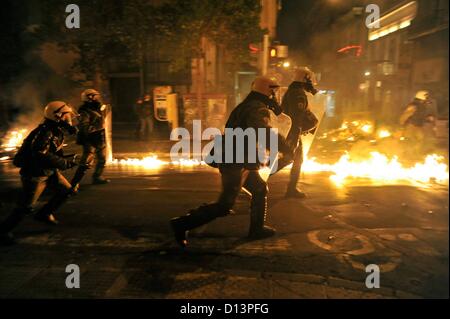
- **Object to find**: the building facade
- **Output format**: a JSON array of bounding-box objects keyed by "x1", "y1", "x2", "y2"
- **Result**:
[{"x1": 316, "y1": 0, "x2": 448, "y2": 125}]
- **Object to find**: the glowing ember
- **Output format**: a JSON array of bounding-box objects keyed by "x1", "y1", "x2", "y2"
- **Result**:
[
  {"x1": 361, "y1": 124, "x2": 373, "y2": 133},
  {"x1": 110, "y1": 155, "x2": 208, "y2": 170},
  {"x1": 1, "y1": 129, "x2": 28, "y2": 151},
  {"x1": 377, "y1": 129, "x2": 392, "y2": 139},
  {"x1": 111, "y1": 155, "x2": 167, "y2": 169}
]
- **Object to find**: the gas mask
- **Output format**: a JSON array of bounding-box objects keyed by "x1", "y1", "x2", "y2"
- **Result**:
[
  {"x1": 268, "y1": 87, "x2": 283, "y2": 116},
  {"x1": 59, "y1": 112, "x2": 79, "y2": 135},
  {"x1": 86, "y1": 93, "x2": 103, "y2": 110},
  {"x1": 304, "y1": 79, "x2": 318, "y2": 96}
]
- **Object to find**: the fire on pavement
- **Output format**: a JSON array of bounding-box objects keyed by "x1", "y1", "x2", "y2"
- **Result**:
[{"x1": 2, "y1": 123, "x2": 449, "y2": 188}]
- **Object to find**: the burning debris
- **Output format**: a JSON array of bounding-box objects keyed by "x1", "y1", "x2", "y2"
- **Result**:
[
  {"x1": 1, "y1": 129, "x2": 28, "y2": 152},
  {"x1": 318, "y1": 120, "x2": 397, "y2": 145},
  {"x1": 0, "y1": 129, "x2": 29, "y2": 161}
]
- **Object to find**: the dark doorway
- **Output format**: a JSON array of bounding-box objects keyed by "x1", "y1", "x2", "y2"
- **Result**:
[{"x1": 109, "y1": 77, "x2": 140, "y2": 123}]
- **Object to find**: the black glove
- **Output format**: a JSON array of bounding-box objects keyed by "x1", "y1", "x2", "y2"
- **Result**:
[
  {"x1": 60, "y1": 121, "x2": 79, "y2": 135},
  {"x1": 67, "y1": 125, "x2": 79, "y2": 136},
  {"x1": 267, "y1": 98, "x2": 283, "y2": 116}
]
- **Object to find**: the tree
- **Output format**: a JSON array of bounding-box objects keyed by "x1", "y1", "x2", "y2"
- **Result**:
[
  {"x1": 39, "y1": 0, "x2": 265, "y2": 96},
  {"x1": 156, "y1": 0, "x2": 265, "y2": 115},
  {"x1": 158, "y1": 0, "x2": 264, "y2": 72},
  {"x1": 40, "y1": 0, "x2": 127, "y2": 90}
]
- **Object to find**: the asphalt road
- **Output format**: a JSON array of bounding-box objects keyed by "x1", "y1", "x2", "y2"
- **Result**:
[{"x1": 0, "y1": 156, "x2": 448, "y2": 299}]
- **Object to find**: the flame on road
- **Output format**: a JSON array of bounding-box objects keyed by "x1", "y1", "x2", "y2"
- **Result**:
[
  {"x1": 2, "y1": 126, "x2": 448, "y2": 187},
  {"x1": 377, "y1": 129, "x2": 392, "y2": 139},
  {"x1": 303, "y1": 152, "x2": 448, "y2": 187},
  {"x1": 111, "y1": 152, "x2": 449, "y2": 187},
  {"x1": 1, "y1": 129, "x2": 28, "y2": 151},
  {"x1": 111, "y1": 156, "x2": 207, "y2": 169}
]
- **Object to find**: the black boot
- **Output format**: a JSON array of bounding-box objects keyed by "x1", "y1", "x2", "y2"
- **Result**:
[
  {"x1": 34, "y1": 212, "x2": 59, "y2": 226},
  {"x1": 286, "y1": 167, "x2": 307, "y2": 198},
  {"x1": 92, "y1": 176, "x2": 110, "y2": 185},
  {"x1": 92, "y1": 167, "x2": 110, "y2": 184},
  {"x1": 71, "y1": 165, "x2": 88, "y2": 192},
  {"x1": 248, "y1": 196, "x2": 276, "y2": 240},
  {"x1": 0, "y1": 209, "x2": 25, "y2": 244},
  {"x1": 285, "y1": 187, "x2": 307, "y2": 199},
  {"x1": 170, "y1": 204, "x2": 225, "y2": 248},
  {"x1": 33, "y1": 191, "x2": 70, "y2": 226},
  {"x1": 285, "y1": 143, "x2": 306, "y2": 199}
]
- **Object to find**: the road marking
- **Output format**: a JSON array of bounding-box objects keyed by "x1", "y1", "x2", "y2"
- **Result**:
[
  {"x1": 307, "y1": 229, "x2": 401, "y2": 272},
  {"x1": 307, "y1": 231, "x2": 332, "y2": 251},
  {"x1": 347, "y1": 235, "x2": 375, "y2": 256}
]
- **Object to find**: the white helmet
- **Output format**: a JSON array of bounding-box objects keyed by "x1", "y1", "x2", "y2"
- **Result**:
[
  {"x1": 81, "y1": 89, "x2": 101, "y2": 102},
  {"x1": 252, "y1": 76, "x2": 280, "y2": 97},
  {"x1": 44, "y1": 101, "x2": 76, "y2": 125},
  {"x1": 415, "y1": 90, "x2": 430, "y2": 101},
  {"x1": 294, "y1": 67, "x2": 317, "y2": 84}
]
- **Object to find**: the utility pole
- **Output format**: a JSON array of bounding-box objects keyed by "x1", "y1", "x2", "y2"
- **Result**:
[{"x1": 262, "y1": 34, "x2": 270, "y2": 75}]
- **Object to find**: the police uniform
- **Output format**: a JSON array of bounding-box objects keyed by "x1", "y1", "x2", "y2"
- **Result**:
[
  {"x1": 170, "y1": 90, "x2": 292, "y2": 247},
  {"x1": 0, "y1": 119, "x2": 76, "y2": 242},
  {"x1": 400, "y1": 98, "x2": 435, "y2": 154},
  {"x1": 71, "y1": 100, "x2": 109, "y2": 187},
  {"x1": 281, "y1": 81, "x2": 318, "y2": 197}
]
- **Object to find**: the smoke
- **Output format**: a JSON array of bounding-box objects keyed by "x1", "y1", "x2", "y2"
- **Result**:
[
  {"x1": 2, "y1": 43, "x2": 82, "y2": 133},
  {"x1": 9, "y1": 82, "x2": 46, "y2": 130}
]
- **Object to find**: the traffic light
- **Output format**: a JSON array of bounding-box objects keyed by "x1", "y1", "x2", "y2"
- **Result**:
[
  {"x1": 269, "y1": 44, "x2": 289, "y2": 67},
  {"x1": 270, "y1": 47, "x2": 277, "y2": 58}
]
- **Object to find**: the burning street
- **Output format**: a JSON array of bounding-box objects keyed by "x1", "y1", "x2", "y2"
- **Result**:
[{"x1": 0, "y1": 131, "x2": 448, "y2": 298}]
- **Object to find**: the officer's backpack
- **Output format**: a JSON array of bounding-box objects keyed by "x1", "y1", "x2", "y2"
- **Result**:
[{"x1": 12, "y1": 127, "x2": 39, "y2": 168}]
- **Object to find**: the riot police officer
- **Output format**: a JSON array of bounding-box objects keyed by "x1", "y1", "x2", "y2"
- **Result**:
[
  {"x1": 281, "y1": 67, "x2": 318, "y2": 198},
  {"x1": 71, "y1": 89, "x2": 110, "y2": 191},
  {"x1": 400, "y1": 90, "x2": 436, "y2": 155},
  {"x1": 170, "y1": 76, "x2": 293, "y2": 248},
  {"x1": 0, "y1": 101, "x2": 79, "y2": 245}
]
